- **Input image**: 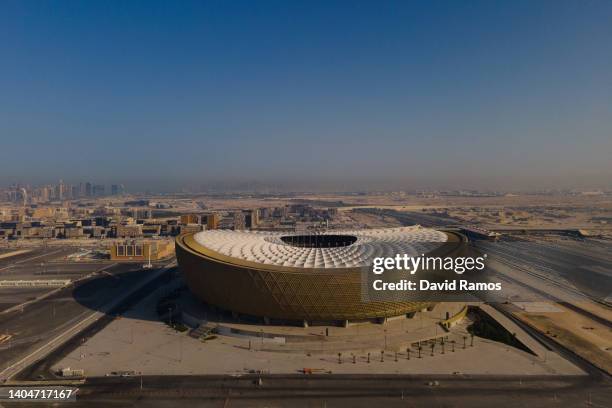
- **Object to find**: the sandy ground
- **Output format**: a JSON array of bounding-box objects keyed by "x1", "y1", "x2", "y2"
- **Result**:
[
  {"x1": 517, "y1": 304, "x2": 612, "y2": 375},
  {"x1": 184, "y1": 192, "x2": 611, "y2": 216}
]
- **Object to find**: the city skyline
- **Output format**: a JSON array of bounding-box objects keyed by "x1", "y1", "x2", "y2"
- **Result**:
[
  {"x1": 2, "y1": 1, "x2": 611, "y2": 191},
  {"x1": 2, "y1": 178, "x2": 610, "y2": 195}
]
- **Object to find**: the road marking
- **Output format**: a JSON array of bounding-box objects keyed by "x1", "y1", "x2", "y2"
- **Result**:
[
  {"x1": 0, "y1": 263, "x2": 175, "y2": 381},
  {"x1": 0, "y1": 263, "x2": 118, "y2": 315},
  {"x1": 0, "y1": 248, "x2": 68, "y2": 272},
  {"x1": 0, "y1": 308, "x2": 104, "y2": 379},
  {"x1": 0, "y1": 250, "x2": 32, "y2": 260}
]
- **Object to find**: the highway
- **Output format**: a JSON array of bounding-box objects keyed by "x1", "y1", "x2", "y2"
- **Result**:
[
  {"x1": 0, "y1": 262, "x2": 117, "y2": 316},
  {"x1": 10, "y1": 264, "x2": 177, "y2": 382},
  {"x1": 0, "y1": 246, "x2": 75, "y2": 273},
  {"x1": 355, "y1": 208, "x2": 460, "y2": 228},
  {"x1": 0, "y1": 246, "x2": 120, "y2": 313},
  {"x1": 478, "y1": 241, "x2": 612, "y2": 319},
  {"x1": 0, "y1": 262, "x2": 175, "y2": 382},
  {"x1": 17, "y1": 373, "x2": 606, "y2": 407}
]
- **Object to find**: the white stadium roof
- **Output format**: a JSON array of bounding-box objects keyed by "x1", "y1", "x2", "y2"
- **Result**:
[{"x1": 192, "y1": 226, "x2": 447, "y2": 269}]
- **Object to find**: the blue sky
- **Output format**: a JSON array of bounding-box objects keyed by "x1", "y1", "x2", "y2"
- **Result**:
[{"x1": 1, "y1": 0, "x2": 611, "y2": 191}]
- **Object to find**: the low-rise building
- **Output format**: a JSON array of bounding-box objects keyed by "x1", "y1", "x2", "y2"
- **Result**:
[
  {"x1": 115, "y1": 224, "x2": 143, "y2": 238},
  {"x1": 180, "y1": 214, "x2": 200, "y2": 225},
  {"x1": 110, "y1": 239, "x2": 174, "y2": 261},
  {"x1": 206, "y1": 213, "x2": 220, "y2": 230}
]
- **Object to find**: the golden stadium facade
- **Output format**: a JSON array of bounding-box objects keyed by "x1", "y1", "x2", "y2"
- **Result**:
[{"x1": 176, "y1": 227, "x2": 463, "y2": 325}]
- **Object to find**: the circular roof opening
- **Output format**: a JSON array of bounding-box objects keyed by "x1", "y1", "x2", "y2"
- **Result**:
[{"x1": 280, "y1": 234, "x2": 357, "y2": 248}]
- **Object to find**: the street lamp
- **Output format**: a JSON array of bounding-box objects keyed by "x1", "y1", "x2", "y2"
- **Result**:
[{"x1": 384, "y1": 329, "x2": 387, "y2": 350}]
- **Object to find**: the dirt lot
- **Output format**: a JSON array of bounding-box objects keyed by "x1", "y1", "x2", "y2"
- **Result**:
[{"x1": 517, "y1": 305, "x2": 612, "y2": 374}]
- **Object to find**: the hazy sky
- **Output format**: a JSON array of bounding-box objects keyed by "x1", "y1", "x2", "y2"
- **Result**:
[{"x1": 1, "y1": 0, "x2": 611, "y2": 191}]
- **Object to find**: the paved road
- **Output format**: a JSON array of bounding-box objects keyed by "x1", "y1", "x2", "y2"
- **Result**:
[
  {"x1": 0, "y1": 246, "x2": 117, "y2": 310},
  {"x1": 355, "y1": 208, "x2": 460, "y2": 228},
  {"x1": 478, "y1": 240, "x2": 612, "y2": 304},
  {"x1": 0, "y1": 247, "x2": 75, "y2": 272},
  {"x1": 0, "y1": 263, "x2": 173, "y2": 381},
  {"x1": 24, "y1": 373, "x2": 608, "y2": 407},
  {"x1": 478, "y1": 241, "x2": 612, "y2": 325},
  {"x1": 8, "y1": 265, "x2": 177, "y2": 382}
]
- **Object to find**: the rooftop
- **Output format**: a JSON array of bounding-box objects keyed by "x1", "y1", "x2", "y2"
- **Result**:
[{"x1": 192, "y1": 226, "x2": 447, "y2": 269}]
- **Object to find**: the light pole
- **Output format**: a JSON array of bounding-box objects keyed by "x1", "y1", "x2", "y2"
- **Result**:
[
  {"x1": 179, "y1": 335, "x2": 182, "y2": 362},
  {"x1": 384, "y1": 329, "x2": 387, "y2": 350},
  {"x1": 79, "y1": 338, "x2": 86, "y2": 360}
]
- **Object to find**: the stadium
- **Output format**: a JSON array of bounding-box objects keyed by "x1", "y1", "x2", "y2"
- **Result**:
[{"x1": 175, "y1": 226, "x2": 464, "y2": 325}]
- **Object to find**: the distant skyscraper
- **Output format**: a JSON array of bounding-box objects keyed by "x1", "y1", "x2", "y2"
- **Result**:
[
  {"x1": 40, "y1": 186, "x2": 50, "y2": 202},
  {"x1": 93, "y1": 184, "x2": 105, "y2": 197},
  {"x1": 85, "y1": 182, "x2": 92, "y2": 197},
  {"x1": 57, "y1": 180, "x2": 65, "y2": 200},
  {"x1": 111, "y1": 184, "x2": 125, "y2": 196}
]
